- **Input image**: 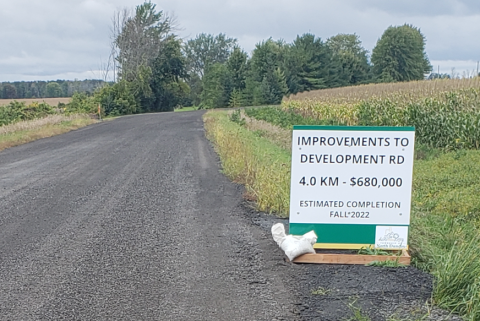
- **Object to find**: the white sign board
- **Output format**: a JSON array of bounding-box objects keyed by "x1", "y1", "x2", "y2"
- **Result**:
[{"x1": 289, "y1": 126, "x2": 415, "y2": 250}]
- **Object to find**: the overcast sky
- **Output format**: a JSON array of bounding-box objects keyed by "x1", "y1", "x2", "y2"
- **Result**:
[{"x1": 1, "y1": 0, "x2": 479, "y2": 82}]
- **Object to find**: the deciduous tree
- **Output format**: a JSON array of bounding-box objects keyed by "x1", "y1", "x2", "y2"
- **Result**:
[
  {"x1": 183, "y1": 33, "x2": 237, "y2": 78},
  {"x1": 46, "y1": 82, "x2": 64, "y2": 98},
  {"x1": 2, "y1": 84, "x2": 17, "y2": 99},
  {"x1": 149, "y1": 37, "x2": 189, "y2": 111},
  {"x1": 115, "y1": 1, "x2": 174, "y2": 80},
  {"x1": 371, "y1": 24, "x2": 432, "y2": 82}
]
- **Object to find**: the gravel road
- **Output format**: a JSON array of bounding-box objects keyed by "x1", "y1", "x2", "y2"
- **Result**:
[{"x1": 0, "y1": 111, "x2": 459, "y2": 320}]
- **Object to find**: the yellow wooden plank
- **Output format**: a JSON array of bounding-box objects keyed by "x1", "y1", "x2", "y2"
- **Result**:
[
  {"x1": 293, "y1": 252, "x2": 411, "y2": 265},
  {"x1": 313, "y1": 243, "x2": 410, "y2": 250},
  {"x1": 313, "y1": 243, "x2": 373, "y2": 250}
]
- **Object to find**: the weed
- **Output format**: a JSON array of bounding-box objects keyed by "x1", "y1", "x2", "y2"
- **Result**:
[
  {"x1": 244, "y1": 106, "x2": 323, "y2": 129},
  {"x1": 365, "y1": 259, "x2": 407, "y2": 268},
  {"x1": 311, "y1": 287, "x2": 331, "y2": 296},
  {"x1": 344, "y1": 299, "x2": 371, "y2": 321},
  {"x1": 432, "y1": 236, "x2": 480, "y2": 319},
  {"x1": 357, "y1": 247, "x2": 392, "y2": 256},
  {"x1": 0, "y1": 101, "x2": 56, "y2": 126},
  {"x1": 242, "y1": 113, "x2": 292, "y2": 150},
  {"x1": 229, "y1": 109, "x2": 246, "y2": 126},
  {"x1": 414, "y1": 144, "x2": 441, "y2": 161}
]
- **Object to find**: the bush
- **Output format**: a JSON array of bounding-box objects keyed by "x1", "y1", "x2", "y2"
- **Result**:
[
  {"x1": 0, "y1": 101, "x2": 55, "y2": 126},
  {"x1": 95, "y1": 82, "x2": 138, "y2": 116},
  {"x1": 66, "y1": 92, "x2": 97, "y2": 114}
]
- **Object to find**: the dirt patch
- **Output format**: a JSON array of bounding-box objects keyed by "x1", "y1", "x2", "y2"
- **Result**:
[{"x1": 243, "y1": 202, "x2": 462, "y2": 321}]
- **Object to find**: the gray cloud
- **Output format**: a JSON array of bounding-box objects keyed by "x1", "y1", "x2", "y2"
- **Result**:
[
  {"x1": 0, "y1": 0, "x2": 479, "y2": 81},
  {"x1": 345, "y1": 0, "x2": 480, "y2": 17}
]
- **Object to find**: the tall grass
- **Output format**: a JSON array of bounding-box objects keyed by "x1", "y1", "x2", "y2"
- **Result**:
[
  {"x1": 0, "y1": 114, "x2": 91, "y2": 135},
  {"x1": 410, "y1": 150, "x2": 480, "y2": 320},
  {"x1": 203, "y1": 111, "x2": 291, "y2": 216},
  {"x1": 0, "y1": 115, "x2": 96, "y2": 151}
]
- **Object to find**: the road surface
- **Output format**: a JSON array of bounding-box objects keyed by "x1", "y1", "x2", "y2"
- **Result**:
[{"x1": 0, "y1": 112, "x2": 296, "y2": 320}]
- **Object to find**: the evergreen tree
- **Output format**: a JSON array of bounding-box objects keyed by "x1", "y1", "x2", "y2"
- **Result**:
[
  {"x1": 200, "y1": 63, "x2": 232, "y2": 108},
  {"x1": 259, "y1": 68, "x2": 288, "y2": 105},
  {"x1": 244, "y1": 39, "x2": 288, "y2": 105},
  {"x1": 284, "y1": 33, "x2": 337, "y2": 94},
  {"x1": 327, "y1": 34, "x2": 371, "y2": 85},
  {"x1": 249, "y1": 39, "x2": 286, "y2": 83},
  {"x1": 226, "y1": 47, "x2": 248, "y2": 91}
]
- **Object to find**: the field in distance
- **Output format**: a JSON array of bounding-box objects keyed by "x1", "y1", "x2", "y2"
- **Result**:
[{"x1": 0, "y1": 97, "x2": 71, "y2": 106}]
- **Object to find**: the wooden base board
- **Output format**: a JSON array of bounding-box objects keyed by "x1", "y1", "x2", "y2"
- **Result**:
[{"x1": 292, "y1": 249, "x2": 411, "y2": 265}]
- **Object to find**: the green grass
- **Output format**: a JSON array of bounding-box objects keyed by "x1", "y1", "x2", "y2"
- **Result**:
[
  {"x1": 174, "y1": 106, "x2": 198, "y2": 112},
  {"x1": 357, "y1": 247, "x2": 396, "y2": 256},
  {"x1": 410, "y1": 150, "x2": 480, "y2": 320},
  {"x1": 365, "y1": 259, "x2": 407, "y2": 268},
  {"x1": 244, "y1": 106, "x2": 320, "y2": 128},
  {"x1": 345, "y1": 299, "x2": 372, "y2": 321}
]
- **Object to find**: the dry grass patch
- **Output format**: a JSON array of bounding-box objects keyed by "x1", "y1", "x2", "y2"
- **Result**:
[
  {"x1": 0, "y1": 97, "x2": 71, "y2": 107},
  {"x1": 204, "y1": 110, "x2": 291, "y2": 216},
  {"x1": 0, "y1": 114, "x2": 96, "y2": 151},
  {"x1": 0, "y1": 114, "x2": 91, "y2": 135}
]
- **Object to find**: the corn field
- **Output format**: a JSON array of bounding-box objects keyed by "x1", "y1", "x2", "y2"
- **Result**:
[{"x1": 283, "y1": 79, "x2": 480, "y2": 150}]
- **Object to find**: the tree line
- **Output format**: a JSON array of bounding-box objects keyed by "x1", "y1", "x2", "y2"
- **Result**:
[
  {"x1": 189, "y1": 25, "x2": 432, "y2": 108},
  {"x1": 8, "y1": 1, "x2": 433, "y2": 116},
  {"x1": 94, "y1": 1, "x2": 432, "y2": 115},
  {"x1": 0, "y1": 80, "x2": 107, "y2": 100}
]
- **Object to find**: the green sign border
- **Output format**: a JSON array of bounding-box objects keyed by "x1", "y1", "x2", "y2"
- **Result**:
[
  {"x1": 290, "y1": 125, "x2": 414, "y2": 247},
  {"x1": 290, "y1": 223, "x2": 409, "y2": 244},
  {"x1": 293, "y1": 125, "x2": 415, "y2": 131}
]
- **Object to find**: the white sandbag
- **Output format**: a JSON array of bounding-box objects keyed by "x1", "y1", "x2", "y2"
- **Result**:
[
  {"x1": 302, "y1": 230, "x2": 318, "y2": 245},
  {"x1": 271, "y1": 223, "x2": 317, "y2": 261},
  {"x1": 271, "y1": 223, "x2": 287, "y2": 246}
]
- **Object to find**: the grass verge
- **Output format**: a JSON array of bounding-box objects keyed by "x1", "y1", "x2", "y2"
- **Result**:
[
  {"x1": 204, "y1": 108, "x2": 480, "y2": 320},
  {"x1": 203, "y1": 110, "x2": 290, "y2": 215},
  {"x1": 174, "y1": 106, "x2": 198, "y2": 112},
  {"x1": 0, "y1": 114, "x2": 97, "y2": 151}
]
